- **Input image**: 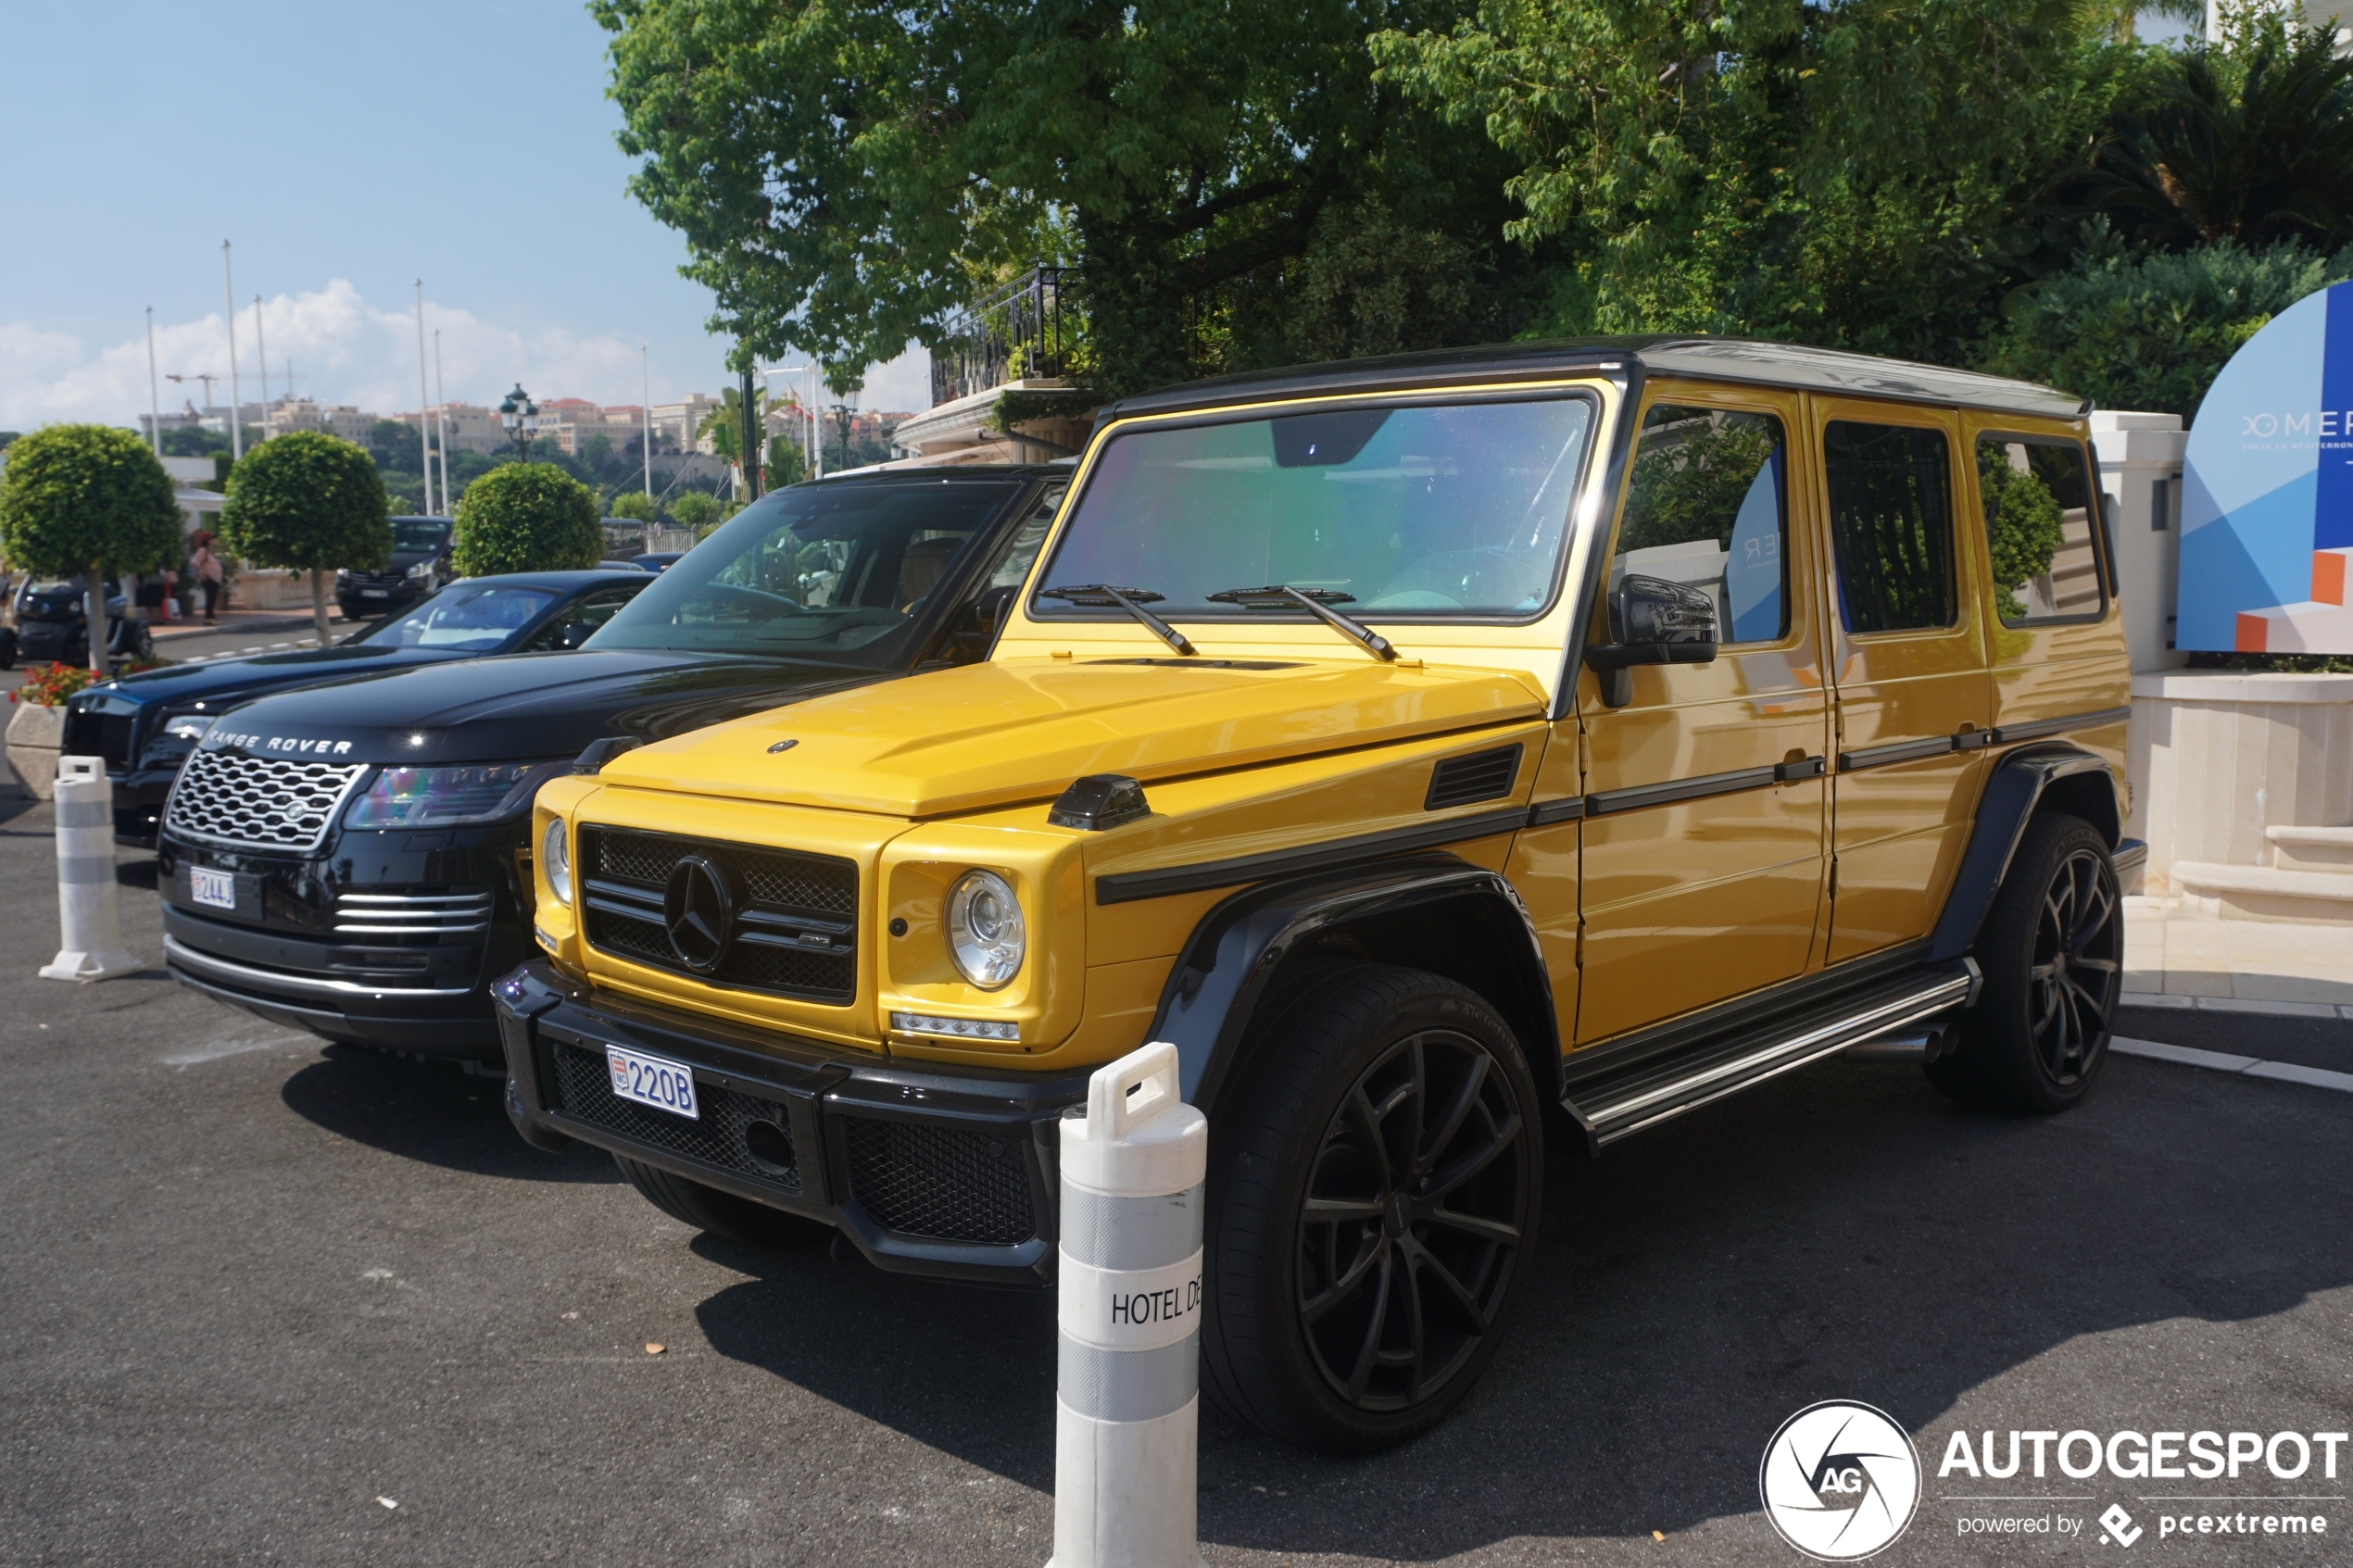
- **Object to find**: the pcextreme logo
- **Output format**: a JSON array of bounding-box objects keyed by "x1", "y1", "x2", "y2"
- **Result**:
[{"x1": 1760, "y1": 1400, "x2": 1923, "y2": 1561}]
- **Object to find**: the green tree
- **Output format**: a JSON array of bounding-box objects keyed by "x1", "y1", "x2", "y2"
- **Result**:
[
  {"x1": 668, "y1": 491, "x2": 722, "y2": 533},
  {"x1": 452, "y1": 463, "x2": 602, "y2": 576},
  {"x1": 1988, "y1": 228, "x2": 2352, "y2": 418},
  {"x1": 219, "y1": 431, "x2": 393, "y2": 647},
  {"x1": 0, "y1": 424, "x2": 184, "y2": 671},
  {"x1": 609, "y1": 490, "x2": 661, "y2": 524}
]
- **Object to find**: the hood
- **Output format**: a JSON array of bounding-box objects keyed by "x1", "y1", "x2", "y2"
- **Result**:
[
  {"x1": 598, "y1": 657, "x2": 1549, "y2": 819},
  {"x1": 94, "y1": 643, "x2": 460, "y2": 711},
  {"x1": 197, "y1": 648, "x2": 888, "y2": 765}
]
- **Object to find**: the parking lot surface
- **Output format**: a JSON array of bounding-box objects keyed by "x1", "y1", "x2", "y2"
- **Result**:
[{"x1": 2, "y1": 790, "x2": 2347, "y2": 1566}]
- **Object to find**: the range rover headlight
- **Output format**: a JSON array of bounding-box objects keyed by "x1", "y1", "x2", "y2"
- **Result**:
[
  {"x1": 342, "y1": 761, "x2": 566, "y2": 830},
  {"x1": 160, "y1": 713, "x2": 214, "y2": 743},
  {"x1": 542, "y1": 818, "x2": 573, "y2": 907},
  {"x1": 945, "y1": 869, "x2": 1024, "y2": 989}
]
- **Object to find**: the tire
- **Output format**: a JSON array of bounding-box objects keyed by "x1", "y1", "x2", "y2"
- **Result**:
[
  {"x1": 613, "y1": 1155, "x2": 831, "y2": 1248},
  {"x1": 1201, "y1": 963, "x2": 1543, "y2": 1452},
  {"x1": 1929, "y1": 811, "x2": 2121, "y2": 1113}
]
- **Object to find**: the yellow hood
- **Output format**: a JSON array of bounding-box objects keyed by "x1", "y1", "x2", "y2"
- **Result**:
[{"x1": 595, "y1": 656, "x2": 1548, "y2": 819}]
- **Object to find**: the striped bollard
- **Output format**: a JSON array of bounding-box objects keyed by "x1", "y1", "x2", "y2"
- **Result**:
[
  {"x1": 40, "y1": 757, "x2": 139, "y2": 983},
  {"x1": 1050, "y1": 1041, "x2": 1209, "y2": 1568}
]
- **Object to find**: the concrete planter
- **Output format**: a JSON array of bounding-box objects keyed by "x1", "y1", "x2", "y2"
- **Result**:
[
  {"x1": 2128, "y1": 671, "x2": 2353, "y2": 921},
  {"x1": 5, "y1": 700, "x2": 66, "y2": 801}
]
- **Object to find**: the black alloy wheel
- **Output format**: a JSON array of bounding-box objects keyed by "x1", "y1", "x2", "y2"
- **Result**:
[
  {"x1": 1931, "y1": 811, "x2": 2121, "y2": 1113},
  {"x1": 1202, "y1": 963, "x2": 1542, "y2": 1452},
  {"x1": 1297, "y1": 1028, "x2": 1529, "y2": 1414}
]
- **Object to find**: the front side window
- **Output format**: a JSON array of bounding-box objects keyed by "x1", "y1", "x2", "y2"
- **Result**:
[
  {"x1": 522, "y1": 584, "x2": 647, "y2": 651},
  {"x1": 356, "y1": 583, "x2": 558, "y2": 650},
  {"x1": 1824, "y1": 420, "x2": 1957, "y2": 634},
  {"x1": 1615, "y1": 404, "x2": 1788, "y2": 645},
  {"x1": 589, "y1": 479, "x2": 1023, "y2": 663},
  {"x1": 1032, "y1": 396, "x2": 1595, "y2": 622},
  {"x1": 1977, "y1": 436, "x2": 2107, "y2": 624}
]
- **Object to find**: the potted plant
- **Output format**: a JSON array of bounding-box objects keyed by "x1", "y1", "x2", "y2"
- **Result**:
[{"x1": 6, "y1": 662, "x2": 99, "y2": 800}]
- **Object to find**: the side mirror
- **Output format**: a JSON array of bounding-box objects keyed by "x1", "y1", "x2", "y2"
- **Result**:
[
  {"x1": 1586, "y1": 573, "x2": 1718, "y2": 708},
  {"x1": 947, "y1": 584, "x2": 1018, "y2": 661},
  {"x1": 557, "y1": 621, "x2": 597, "y2": 650}
]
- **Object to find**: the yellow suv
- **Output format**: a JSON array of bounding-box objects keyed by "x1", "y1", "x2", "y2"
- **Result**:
[{"x1": 497, "y1": 338, "x2": 2140, "y2": 1451}]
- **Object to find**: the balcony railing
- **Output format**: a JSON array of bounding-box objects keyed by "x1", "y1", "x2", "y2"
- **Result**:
[{"x1": 930, "y1": 267, "x2": 1076, "y2": 408}]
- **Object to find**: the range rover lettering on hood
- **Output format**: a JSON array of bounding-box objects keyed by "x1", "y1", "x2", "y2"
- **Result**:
[{"x1": 203, "y1": 731, "x2": 358, "y2": 756}]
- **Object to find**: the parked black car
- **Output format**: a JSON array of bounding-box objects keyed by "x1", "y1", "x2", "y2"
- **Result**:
[
  {"x1": 10, "y1": 578, "x2": 149, "y2": 666},
  {"x1": 335, "y1": 515, "x2": 454, "y2": 621},
  {"x1": 631, "y1": 551, "x2": 685, "y2": 572},
  {"x1": 157, "y1": 466, "x2": 1063, "y2": 1061},
  {"x1": 69, "y1": 570, "x2": 656, "y2": 847}
]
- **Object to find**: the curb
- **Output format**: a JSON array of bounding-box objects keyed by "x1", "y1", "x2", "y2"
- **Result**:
[
  {"x1": 2110, "y1": 1035, "x2": 2353, "y2": 1094},
  {"x1": 2120, "y1": 993, "x2": 2353, "y2": 1022}
]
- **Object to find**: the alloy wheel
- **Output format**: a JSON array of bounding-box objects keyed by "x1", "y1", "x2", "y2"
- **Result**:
[
  {"x1": 2029, "y1": 846, "x2": 2120, "y2": 1085},
  {"x1": 1294, "y1": 1029, "x2": 1529, "y2": 1414}
]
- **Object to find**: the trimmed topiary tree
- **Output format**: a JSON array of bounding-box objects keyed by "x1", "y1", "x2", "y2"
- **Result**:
[
  {"x1": 219, "y1": 431, "x2": 393, "y2": 647},
  {"x1": 608, "y1": 490, "x2": 659, "y2": 524},
  {"x1": 668, "y1": 490, "x2": 722, "y2": 534},
  {"x1": 0, "y1": 424, "x2": 183, "y2": 671},
  {"x1": 452, "y1": 462, "x2": 601, "y2": 577}
]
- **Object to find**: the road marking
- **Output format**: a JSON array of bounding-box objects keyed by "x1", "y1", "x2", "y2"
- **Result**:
[{"x1": 2111, "y1": 1035, "x2": 2353, "y2": 1094}]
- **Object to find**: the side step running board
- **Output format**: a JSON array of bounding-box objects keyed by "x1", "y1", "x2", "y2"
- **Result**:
[{"x1": 1563, "y1": 963, "x2": 1979, "y2": 1151}]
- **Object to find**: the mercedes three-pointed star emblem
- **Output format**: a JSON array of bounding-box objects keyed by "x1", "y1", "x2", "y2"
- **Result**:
[{"x1": 662, "y1": 854, "x2": 735, "y2": 973}]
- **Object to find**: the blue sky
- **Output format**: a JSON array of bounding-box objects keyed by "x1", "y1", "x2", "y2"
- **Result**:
[{"x1": 0, "y1": 0, "x2": 928, "y2": 432}]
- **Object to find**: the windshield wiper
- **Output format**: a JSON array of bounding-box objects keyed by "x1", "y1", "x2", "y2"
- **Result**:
[
  {"x1": 1037, "y1": 584, "x2": 1196, "y2": 656},
  {"x1": 1206, "y1": 585, "x2": 1396, "y2": 662}
]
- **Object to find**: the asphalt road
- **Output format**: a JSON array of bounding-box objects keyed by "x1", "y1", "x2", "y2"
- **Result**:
[{"x1": 2, "y1": 793, "x2": 2347, "y2": 1567}]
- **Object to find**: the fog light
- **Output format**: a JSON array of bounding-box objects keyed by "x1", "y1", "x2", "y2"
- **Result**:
[{"x1": 890, "y1": 1010, "x2": 1019, "y2": 1043}]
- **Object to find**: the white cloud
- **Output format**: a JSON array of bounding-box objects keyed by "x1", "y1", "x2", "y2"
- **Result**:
[{"x1": 0, "y1": 280, "x2": 874, "y2": 431}]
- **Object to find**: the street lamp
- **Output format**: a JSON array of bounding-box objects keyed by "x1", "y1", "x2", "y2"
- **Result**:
[{"x1": 498, "y1": 384, "x2": 539, "y2": 462}]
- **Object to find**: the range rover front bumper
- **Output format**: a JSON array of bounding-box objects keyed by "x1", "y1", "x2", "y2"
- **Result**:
[{"x1": 491, "y1": 960, "x2": 1087, "y2": 1286}]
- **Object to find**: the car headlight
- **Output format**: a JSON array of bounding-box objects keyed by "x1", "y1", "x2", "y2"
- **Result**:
[
  {"x1": 341, "y1": 761, "x2": 567, "y2": 830},
  {"x1": 407, "y1": 559, "x2": 436, "y2": 580},
  {"x1": 160, "y1": 714, "x2": 214, "y2": 744},
  {"x1": 945, "y1": 870, "x2": 1024, "y2": 989},
  {"x1": 542, "y1": 817, "x2": 573, "y2": 907}
]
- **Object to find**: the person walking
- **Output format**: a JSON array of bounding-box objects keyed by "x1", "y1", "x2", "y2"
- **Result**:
[{"x1": 190, "y1": 532, "x2": 224, "y2": 624}]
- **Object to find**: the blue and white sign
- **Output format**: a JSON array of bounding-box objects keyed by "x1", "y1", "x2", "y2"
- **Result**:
[{"x1": 2178, "y1": 281, "x2": 2353, "y2": 653}]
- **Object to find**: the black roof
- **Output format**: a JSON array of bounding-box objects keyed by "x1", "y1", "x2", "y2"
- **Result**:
[
  {"x1": 805, "y1": 462, "x2": 1067, "y2": 483},
  {"x1": 1101, "y1": 336, "x2": 2088, "y2": 425}
]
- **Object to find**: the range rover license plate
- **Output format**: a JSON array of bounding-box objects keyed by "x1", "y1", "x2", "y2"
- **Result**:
[
  {"x1": 606, "y1": 1045, "x2": 698, "y2": 1120},
  {"x1": 189, "y1": 867, "x2": 236, "y2": 909}
]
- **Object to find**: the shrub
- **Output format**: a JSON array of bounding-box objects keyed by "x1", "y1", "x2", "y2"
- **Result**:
[
  {"x1": 608, "y1": 490, "x2": 660, "y2": 524},
  {"x1": 220, "y1": 431, "x2": 392, "y2": 646},
  {"x1": 0, "y1": 424, "x2": 183, "y2": 671},
  {"x1": 668, "y1": 491, "x2": 723, "y2": 533},
  {"x1": 452, "y1": 463, "x2": 602, "y2": 575}
]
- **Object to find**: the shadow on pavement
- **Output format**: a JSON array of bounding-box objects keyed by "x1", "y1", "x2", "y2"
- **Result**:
[
  {"x1": 691, "y1": 1054, "x2": 2353, "y2": 1562},
  {"x1": 279, "y1": 1043, "x2": 621, "y2": 1185},
  {"x1": 116, "y1": 857, "x2": 157, "y2": 891}
]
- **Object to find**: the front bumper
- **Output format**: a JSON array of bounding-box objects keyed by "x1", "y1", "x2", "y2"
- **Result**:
[
  {"x1": 112, "y1": 766, "x2": 177, "y2": 847},
  {"x1": 493, "y1": 960, "x2": 1088, "y2": 1286}
]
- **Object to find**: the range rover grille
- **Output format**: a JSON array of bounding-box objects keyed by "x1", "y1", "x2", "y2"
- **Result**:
[
  {"x1": 165, "y1": 750, "x2": 370, "y2": 852},
  {"x1": 578, "y1": 826, "x2": 858, "y2": 1004},
  {"x1": 333, "y1": 889, "x2": 494, "y2": 938}
]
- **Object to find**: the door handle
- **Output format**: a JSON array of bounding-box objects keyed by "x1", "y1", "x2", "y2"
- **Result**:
[{"x1": 1773, "y1": 755, "x2": 1827, "y2": 782}]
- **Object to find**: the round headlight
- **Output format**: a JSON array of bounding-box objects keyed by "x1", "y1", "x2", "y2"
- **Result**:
[
  {"x1": 945, "y1": 870, "x2": 1024, "y2": 989},
  {"x1": 541, "y1": 818, "x2": 573, "y2": 907}
]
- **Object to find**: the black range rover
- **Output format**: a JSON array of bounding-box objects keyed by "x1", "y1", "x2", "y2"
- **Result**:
[{"x1": 157, "y1": 467, "x2": 1063, "y2": 1061}]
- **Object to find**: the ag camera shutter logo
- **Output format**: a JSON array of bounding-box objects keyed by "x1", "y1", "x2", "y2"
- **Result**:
[{"x1": 1760, "y1": 1400, "x2": 1922, "y2": 1560}]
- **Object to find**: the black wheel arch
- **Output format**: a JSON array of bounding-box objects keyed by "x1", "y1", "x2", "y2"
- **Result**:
[
  {"x1": 1929, "y1": 742, "x2": 2127, "y2": 964},
  {"x1": 1146, "y1": 853, "x2": 1560, "y2": 1116}
]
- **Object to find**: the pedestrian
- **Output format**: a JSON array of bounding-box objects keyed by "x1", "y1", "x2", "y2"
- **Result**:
[{"x1": 190, "y1": 532, "x2": 223, "y2": 624}]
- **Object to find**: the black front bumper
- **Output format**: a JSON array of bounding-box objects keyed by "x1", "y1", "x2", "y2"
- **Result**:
[
  {"x1": 112, "y1": 766, "x2": 176, "y2": 847},
  {"x1": 493, "y1": 960, "x2": 1088, "y2": 1286}
]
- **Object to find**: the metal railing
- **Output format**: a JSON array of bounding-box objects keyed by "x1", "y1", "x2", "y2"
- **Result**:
[{"x1": 930, "y1": 267, "x2": 1076, "y2": 408}]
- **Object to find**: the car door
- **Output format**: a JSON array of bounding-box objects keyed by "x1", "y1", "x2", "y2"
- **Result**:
[
  {"x1": 1526, "y1": 383, "x2": 1832, "y2": 1047},
  {"x1": 1811, "y1": 400, "x2": 1994, "y2": 963}
]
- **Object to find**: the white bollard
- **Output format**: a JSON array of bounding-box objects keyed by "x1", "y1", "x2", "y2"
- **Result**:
[
  {"x1": 1049, "y1": 1041, "x2": 1209, "y2": 1568},
  {"x1": 41, "y1": 757, "x2": 139, "y2": 983}
]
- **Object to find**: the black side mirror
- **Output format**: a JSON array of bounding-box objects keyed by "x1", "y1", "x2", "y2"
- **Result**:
[
  {"x1": 557, "y1": 621, "x2": 597, "y2": 650},
  {"x1": 1586, "y1": 573, "x2": 1718, "y2": 708},
  {"x1": 948, "y1": 584, "x2": 1018, "y2": 662}
]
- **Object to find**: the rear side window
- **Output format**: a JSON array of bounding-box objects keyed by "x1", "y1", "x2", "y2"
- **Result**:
[
  {"x1": 1615, "y1": 404, "x2": 1789, "y2": 645},
  {"x1": 1976, "y1": 436, "x2": 2108, "y2": 624},
  {"x1": 1824, "y1": 421, "x2": 1957, "y2": 634}
]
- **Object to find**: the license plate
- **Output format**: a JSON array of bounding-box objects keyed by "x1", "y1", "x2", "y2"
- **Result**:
[
  {"x1": 606, "y1": 1045, "x2": 699, "y2": 1120},
  {"x1": 359, "y1": 589, "x2": 388, "y2": 598},
  {"x1": 189, "y1": 867, "x2": 237, "y2": 909}
]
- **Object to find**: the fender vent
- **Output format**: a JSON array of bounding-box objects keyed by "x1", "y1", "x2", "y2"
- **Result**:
[{"x1": 1425, "y1": 745, "x2": 1523, "y2": 811}]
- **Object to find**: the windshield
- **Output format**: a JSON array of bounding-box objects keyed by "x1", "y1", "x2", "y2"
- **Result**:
[
  {"x1": 352, "y1": 583, "x2": 556, "y2": 650},
  {"x1": 1032, "y1": 396, "x2": 1596, "y2": 623},
  {"x1": 587, "y1": 479, "x2": 1025, "y2": 662},
  {"x1": 392, "y1": 518, "x2": 451, "y2": 552}
]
